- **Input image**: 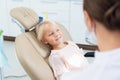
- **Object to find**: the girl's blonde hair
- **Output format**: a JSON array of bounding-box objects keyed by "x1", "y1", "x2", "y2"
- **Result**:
[{"x1": 36, "y1": 20, "x2": 58, "y2": 42}]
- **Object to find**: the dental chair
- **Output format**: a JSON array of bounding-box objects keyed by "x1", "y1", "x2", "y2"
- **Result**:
[{"x1": 10, "y1": 7, "x2": 72, "y2": 80}]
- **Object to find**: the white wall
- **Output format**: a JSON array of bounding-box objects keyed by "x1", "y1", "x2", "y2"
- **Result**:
[{"x1": 0, "y1": 0, "x2": 94, "y2": 45}]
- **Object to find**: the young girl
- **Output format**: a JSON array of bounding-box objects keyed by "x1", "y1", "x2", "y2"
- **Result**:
[{"x1": 36, "y1": 20, "x2": 88, "y2": 80}]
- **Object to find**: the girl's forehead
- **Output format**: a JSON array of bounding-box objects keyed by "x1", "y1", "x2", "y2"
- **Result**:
[{"x1": 45, "y1": 24, "x2": 60, "y2": 30}]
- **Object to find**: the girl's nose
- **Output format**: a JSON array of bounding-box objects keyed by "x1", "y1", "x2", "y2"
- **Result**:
[{"x1": 54, "y1": 32, "x2": 59, "y2": 37}]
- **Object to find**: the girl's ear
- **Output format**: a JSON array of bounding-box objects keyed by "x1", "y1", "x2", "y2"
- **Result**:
[
  {"x1": 41, "y1": 39, "x2": 48, "y2": 44},
  {"x1": 84, "y1": 11, "x2": 93, "y2": 32}
]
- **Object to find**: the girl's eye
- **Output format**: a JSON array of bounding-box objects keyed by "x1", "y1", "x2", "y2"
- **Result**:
[
  {"x1": 57, "y1": 29, "x2": 60, "y2": 32},
  {"x1": 49, "y1": 32, "x2": 54, "y2": 36}
]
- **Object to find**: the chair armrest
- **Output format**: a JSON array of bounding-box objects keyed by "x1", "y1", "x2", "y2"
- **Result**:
[{"x1": 84, "y1": 52, "x2": 95, "y2": 57}]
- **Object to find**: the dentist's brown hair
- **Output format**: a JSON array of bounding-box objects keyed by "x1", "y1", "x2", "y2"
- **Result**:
[{"x1": 83, "y1": 0, "x2": 120, "y2": 31}]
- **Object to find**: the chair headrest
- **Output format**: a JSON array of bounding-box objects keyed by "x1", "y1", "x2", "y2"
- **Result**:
[{"x1": 10, "y1": 7, "x2": 40, "y2": 31}]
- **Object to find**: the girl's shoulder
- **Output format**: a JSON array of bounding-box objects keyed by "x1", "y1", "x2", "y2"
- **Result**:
[
  {"x1": 66, "y1": 40, "x2": 74, "y2": 44},
  {"x1": 66, "y1": 40, "x2": 83, "y2": 50},
  {"x1": 66, "y1": 40, "x2": 76, "y2": 46}
]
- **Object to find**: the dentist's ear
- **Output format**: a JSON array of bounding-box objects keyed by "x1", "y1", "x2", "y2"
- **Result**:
[{"x1": 84, "y1": 11, "x2": 93, "y2": 32}]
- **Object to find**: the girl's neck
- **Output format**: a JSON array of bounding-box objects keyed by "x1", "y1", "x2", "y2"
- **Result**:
[{"x1": 53, "y1": 42, "x2": 68, "y2": 50}]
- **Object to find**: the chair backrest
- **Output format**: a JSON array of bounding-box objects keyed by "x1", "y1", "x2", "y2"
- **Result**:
[{"x1": 10, "y1": 7, "x2": 72, "y2": 80}]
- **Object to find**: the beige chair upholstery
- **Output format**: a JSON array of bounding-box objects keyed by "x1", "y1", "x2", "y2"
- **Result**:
[{"x1": 10, "y1": 7, "x2": 72, "y2": 80}]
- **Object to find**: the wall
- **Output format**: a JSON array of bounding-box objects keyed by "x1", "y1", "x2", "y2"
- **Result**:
[{"x1": 0, "y1": 0, "x2": 96, "y2": 45}]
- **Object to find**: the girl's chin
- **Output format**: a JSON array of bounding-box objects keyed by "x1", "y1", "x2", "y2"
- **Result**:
[{"x1": 57, "y1": 39, "x2": 63, "y2": 43}]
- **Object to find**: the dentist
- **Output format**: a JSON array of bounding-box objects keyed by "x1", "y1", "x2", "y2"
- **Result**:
[{"x1": 61, "y1": 0, "x2": 120, "y2": 80}]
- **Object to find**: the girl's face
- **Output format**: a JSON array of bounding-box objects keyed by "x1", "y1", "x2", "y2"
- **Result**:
[{"x1": 42, "y1": 24, "x2": 63, "y2": 47}]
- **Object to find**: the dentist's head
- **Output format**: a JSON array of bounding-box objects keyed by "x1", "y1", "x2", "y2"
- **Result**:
[{"x1": 83, "y1": 0, "x2": 120, "y2": 51}]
